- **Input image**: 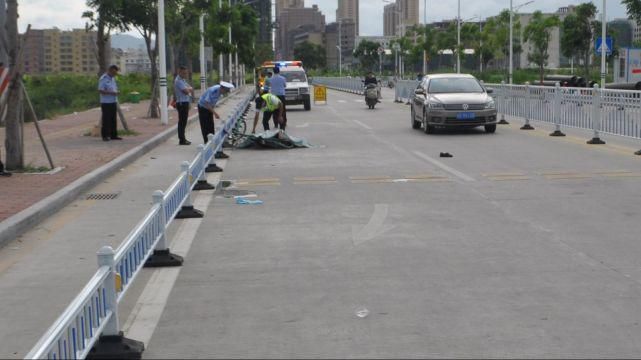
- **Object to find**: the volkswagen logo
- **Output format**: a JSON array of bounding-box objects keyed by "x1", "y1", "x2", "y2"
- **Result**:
[{"x1": 462, "y1": 104, "x2": 469, "y2": 110}]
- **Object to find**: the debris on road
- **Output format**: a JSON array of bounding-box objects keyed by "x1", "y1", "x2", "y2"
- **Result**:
[
  {"x1": 237, "y1": 130, "x2": 312, "y2": 149},
  {"x1": 440, "y1": 152, "x2": 453, "y2": 158},
  {"x1": 236, "y1": 198, "x2": 264, "y2": 205}
]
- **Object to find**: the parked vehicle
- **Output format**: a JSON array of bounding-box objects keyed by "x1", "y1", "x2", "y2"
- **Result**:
[{"x1": 410, "y1": 74, "x2": 497, "y2": 134}]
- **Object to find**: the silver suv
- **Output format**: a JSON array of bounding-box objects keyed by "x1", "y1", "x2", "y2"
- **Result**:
[{"x1": 411, "y1": 74, "x2": 497, "y2": 134}]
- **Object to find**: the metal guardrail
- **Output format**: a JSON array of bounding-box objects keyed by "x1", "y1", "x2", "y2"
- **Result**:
[
  {"x1": 488, "y1": 81, "x2": 641, "y2": 146},
  {"x1": 25, "y1": 89, "x2": 256, "y2": 359},
  {"x1": 311, "y1": 77, "x2": 364, "y2": 95}
]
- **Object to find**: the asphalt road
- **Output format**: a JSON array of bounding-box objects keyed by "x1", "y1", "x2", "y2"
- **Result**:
[{"x1": 139, "y1": 88, "x2": 641, "y2": 358}]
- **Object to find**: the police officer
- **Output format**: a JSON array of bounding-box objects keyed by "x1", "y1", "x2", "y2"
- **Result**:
[
  {"x1": 174, "y1": 66, "x2": 193, "y2": 145},
  {"x1": 252, "y1": 91, "x2": 284, "y2": 134},
  {"x1": 269, "y1": 67, "x2": 288, "y2": 130},
  {"x1": 198, "y1": 81, "x2": 235, "y2": 160},
  {"x1": 98, "y1": 65, "x2": 121, "y2": 142}
]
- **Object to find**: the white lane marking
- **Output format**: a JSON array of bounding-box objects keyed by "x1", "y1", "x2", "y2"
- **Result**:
[
  {"x1": 337, "y1": 100, "x2": 347, "y2": 103},
  {"x1": 351, "y1": 204, "x2": 395, "y2": 246},
  {"x1": 353, "y1": 99, "x2": 363, "y2": 103},
  {"x1": 353, "y1": 119, "x2": 373, "y2": 130},
  {"x1": 122, "y1": 173, "x2": 220, "y2": 345},
  {"x1": 295, "y1": 123, "x2": 310, "y2": 128},
  {"x1": 413, "y1": 151, "x2": 476, "y2": 182}
]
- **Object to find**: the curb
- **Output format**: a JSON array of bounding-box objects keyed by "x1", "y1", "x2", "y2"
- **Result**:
[{"x1": 0, "y1": 90, "x2": 244, "y2": 248}]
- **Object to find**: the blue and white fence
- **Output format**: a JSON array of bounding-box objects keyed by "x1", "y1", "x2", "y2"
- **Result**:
[
  {"x1": 25, "y1": 90, "x2": 256, "y2": 359},
  {"x1": 489, "y1": 81, "x2": 641, "y2": 144}
]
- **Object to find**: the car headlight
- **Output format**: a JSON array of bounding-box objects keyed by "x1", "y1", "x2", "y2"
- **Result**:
[
  {"x1": 300, "y1": 87, "x2": 309, "y2": 94},
  {"x1": 484, "y1": 100, "x2": 496, "y2": 109},
  {"x1": 427, "y1": 102, "x2": 444, "y2": 109}
]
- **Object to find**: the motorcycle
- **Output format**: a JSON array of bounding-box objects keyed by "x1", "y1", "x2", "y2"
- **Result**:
[{"x1": 364, "y1": 83, "x2": 378, "y2": 109}]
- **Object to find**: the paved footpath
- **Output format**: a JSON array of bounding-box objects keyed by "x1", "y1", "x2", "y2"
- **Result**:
[
  {"x1": 0, "y1": 89, "x2": 243, "y2": 223},
  {"x1": 0, "y1": 88, "x2": 249, "y2": 358}
]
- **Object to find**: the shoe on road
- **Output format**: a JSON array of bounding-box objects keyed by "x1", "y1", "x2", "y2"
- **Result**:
[
  {"x1": 215, "y1": 152, "x2": 229, "y2": 159},
  {"x1": 111, "y1": 137, "x2": 123, "y2": 140},
  {"x1": 179, "y1": 140, "x2": 192, "y2": 146},
  {"x1": 0, "y1": 171, "x2": 11, "y2": 177},
  {"x1": 102, "y1": 137, "x2": 110, "y2": 142}
]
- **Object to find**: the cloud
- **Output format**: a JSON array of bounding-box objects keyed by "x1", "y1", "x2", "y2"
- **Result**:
[{"x1": 19, "y1": 0, "x2": 89, "y2": 31}]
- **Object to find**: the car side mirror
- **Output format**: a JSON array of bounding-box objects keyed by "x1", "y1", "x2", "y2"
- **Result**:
[
  {"x1": 414, "y1": 88, "x2": 425, "y2": 95},
  {"x1": 486, "y1": 88, "x2": 494, "y2": 94}
]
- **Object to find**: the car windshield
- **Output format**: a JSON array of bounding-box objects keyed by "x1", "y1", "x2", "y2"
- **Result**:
[
  {"x1": 282, "y1": 71, "x2": 307, "y2": 82},
  {"x1": 428, "y1": 78, "x2": 484, "y2": 94}
]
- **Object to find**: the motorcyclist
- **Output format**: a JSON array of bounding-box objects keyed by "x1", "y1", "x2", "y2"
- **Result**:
[{"x1": 364, "y1": 72, "x2": 381, "y2": 102}]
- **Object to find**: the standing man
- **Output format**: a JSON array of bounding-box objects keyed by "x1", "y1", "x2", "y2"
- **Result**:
[
  {"x1": 269, "y1": 67, "x2": 288, "y2": 131},
  {"x1": 174, "y1": 66, "x2": 194, "y2": 145},
  {"x1": 198, "y1": 81, "x2": 235, "y2": 160},
  {"x1": 98, "y1": 65, "x2": 121, "y2": 142}
]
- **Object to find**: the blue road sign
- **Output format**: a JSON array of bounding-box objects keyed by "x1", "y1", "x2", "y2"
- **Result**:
[{"x1": 596, "y1": 37, "x2": 613, "y2": 56}]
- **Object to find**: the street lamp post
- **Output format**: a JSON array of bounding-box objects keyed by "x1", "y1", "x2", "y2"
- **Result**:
[
  {"x1": 218, "y1": 0, "x2": 224, "y2": 82},
  {"x1": 338, "y1": 19, "x2": 342, "y2": 76},
  {"x1": 423, "y1": 0, "x2": 427, "y2": 74},
  {"x1": 199, "y1": 14, "x2": 206, "y2": 93},
  {"x1": 158, "y1": 0, "x2": 168, "y2": 125},
  {"x1": 509, "y1": 0, "x2": 534, "y2": 84},
  {"x1": 600, "y1": 0, "x2": 607, "y2": 89},
  {"x1": 457, "y1": 0, "x2": 461, "y2": 74}
]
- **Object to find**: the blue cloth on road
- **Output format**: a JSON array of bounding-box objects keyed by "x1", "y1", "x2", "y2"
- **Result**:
[
  {"x1": 174, "y1": 75, "x2": 192, "y2": 103},
  {"x1": 198, "y1": 85, "x2": 221, "y2": 108},
  {"x1": 269, "y1": 74, "x2": 287, "y2": 96},
  {"x1": 98, "y1": 73, "x2": 118, "y2": 104}
]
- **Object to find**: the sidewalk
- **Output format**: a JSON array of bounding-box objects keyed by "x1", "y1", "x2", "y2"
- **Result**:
[
  {"x1": 0, "y1": 89, "x2": 245, "y2": 241},
  {"x1": 0, "y1": 88, "x2": 249, "y2": 358}
]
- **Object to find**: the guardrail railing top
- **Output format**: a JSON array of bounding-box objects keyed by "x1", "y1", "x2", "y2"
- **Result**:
[{"x1": 26, "y1": 89, "x2": 256, "y2": 360}]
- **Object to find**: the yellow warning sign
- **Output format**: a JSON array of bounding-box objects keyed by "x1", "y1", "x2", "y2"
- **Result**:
[{"x1": 314, "y1": 85, "x2": 327, "y2": 104}]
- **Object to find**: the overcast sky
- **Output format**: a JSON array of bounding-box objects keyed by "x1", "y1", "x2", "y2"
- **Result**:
[{"x1": 18, "y1": 0, "x2": 631, "y2": 36}]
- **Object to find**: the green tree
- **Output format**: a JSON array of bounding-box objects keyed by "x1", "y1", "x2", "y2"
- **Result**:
[
  {"x1": 166, "y1": 0, "x2": 201, "y2": 75},
  {"x1": 353, "y1": 40, "x2": 380, "y2": 72},
  {"x1": 293, "y1": 42, "x2": 326, "y2": 70},
  {"x1": 231, "y1": 3, "x2": 259, "y2": 67},
  {"x1": 523, "y1": 11, "x2": 560, "y2": 83},
  {"x1": 622, "y1": 0, "x2": 641, "y2": 24},
  {"x1": 83, "y1": 0, "x2": 127, "y2": 76},
  {"x1": 120, "y1": 0, "x2": 180, "y2": 118},
  {"x1": 254, "y1": 43, "x2": 274, "y2": 66},
  {"x1": 483, "y1": 10, "x2": 521, "y2": 77},
  {"x1": 560, "y1": 2, "x2": 597, "y2": 77}
]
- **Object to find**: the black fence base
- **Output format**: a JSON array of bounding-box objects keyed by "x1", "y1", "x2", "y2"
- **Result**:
[
  {"x1": 587, "y1": 137, "x2": 606, "y2": 145},
  {"x1": 223, "y1": 140, "x2": 233, "y2": 149},
  {"x1": 175, "y1": 206, "x2": 204, "y2": 219},
  {"x1": 205, "y1": 164, "x2": 223, "y2": 173},
  {"x1": 635, "y1": 149, "x2": 641, "y2": 156},
  {"x1": 145, "y1": 249, "x2": 184, "y2": 268},
  {"x1": 87, "y1": 332, "x2": 144, "y2": 360},
  {"x1": 520, "y1": 123, "x2": 535, "y2": 130},
  {"x1": 193, "y1": 180, "x2": 215, "y2": 191},
  {"x1": 549, "y1": 130, "x2": 566, "y2": 137},
  {"x1": 498, "y1": 119, "x2": 510, "y2": 125}
]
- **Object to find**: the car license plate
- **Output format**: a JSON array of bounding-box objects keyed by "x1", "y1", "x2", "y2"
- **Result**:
[{"x1": 456, "y1": 112, "x2": 475, "y2": 120}]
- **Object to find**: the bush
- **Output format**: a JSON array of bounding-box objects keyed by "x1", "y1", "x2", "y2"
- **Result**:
[{"x1": 23, "y1": 73, "x2": 152, "y2": 120}]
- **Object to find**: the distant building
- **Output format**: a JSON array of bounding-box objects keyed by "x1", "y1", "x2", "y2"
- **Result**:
[
  {"x1": 275, "y1": 0, "x2": 304, "y2": 18},
  {"x1": 609, "y1": 19, "x2": 634, "y2": 48},
  {"x1": 337, "y1": 0, "x2": 359, "y2": 36},
  {"x1": 121, "y1": 48, "x2": 153, "y2": 74},
  {"x1": 383, "y1": 0, "x2": 419, "y2": 37},
  {"x1": 384, "y1": 4, "x2": 397, "y2": 37},
  {"x1": 633, "y1": 21, "x2": 641, "y2": 44},
  {"x1": 356, "y1": 36, "x2": 396, "y2": 51},
  {"x1": 277, "y1": 5, "x2": 325, "y2": 59},
  {"x1": 21, "y1": 28, "x2": 104, "y2": 75},
  {"x1": 243, "y1": 0, "x2": 272, "y2": 45},
  {"x1": 517, "y1": 6, "x2": 581, "y2": 69},
  {"x1": 325, "y1": 19, "x2": 356, "y2": 70}
]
